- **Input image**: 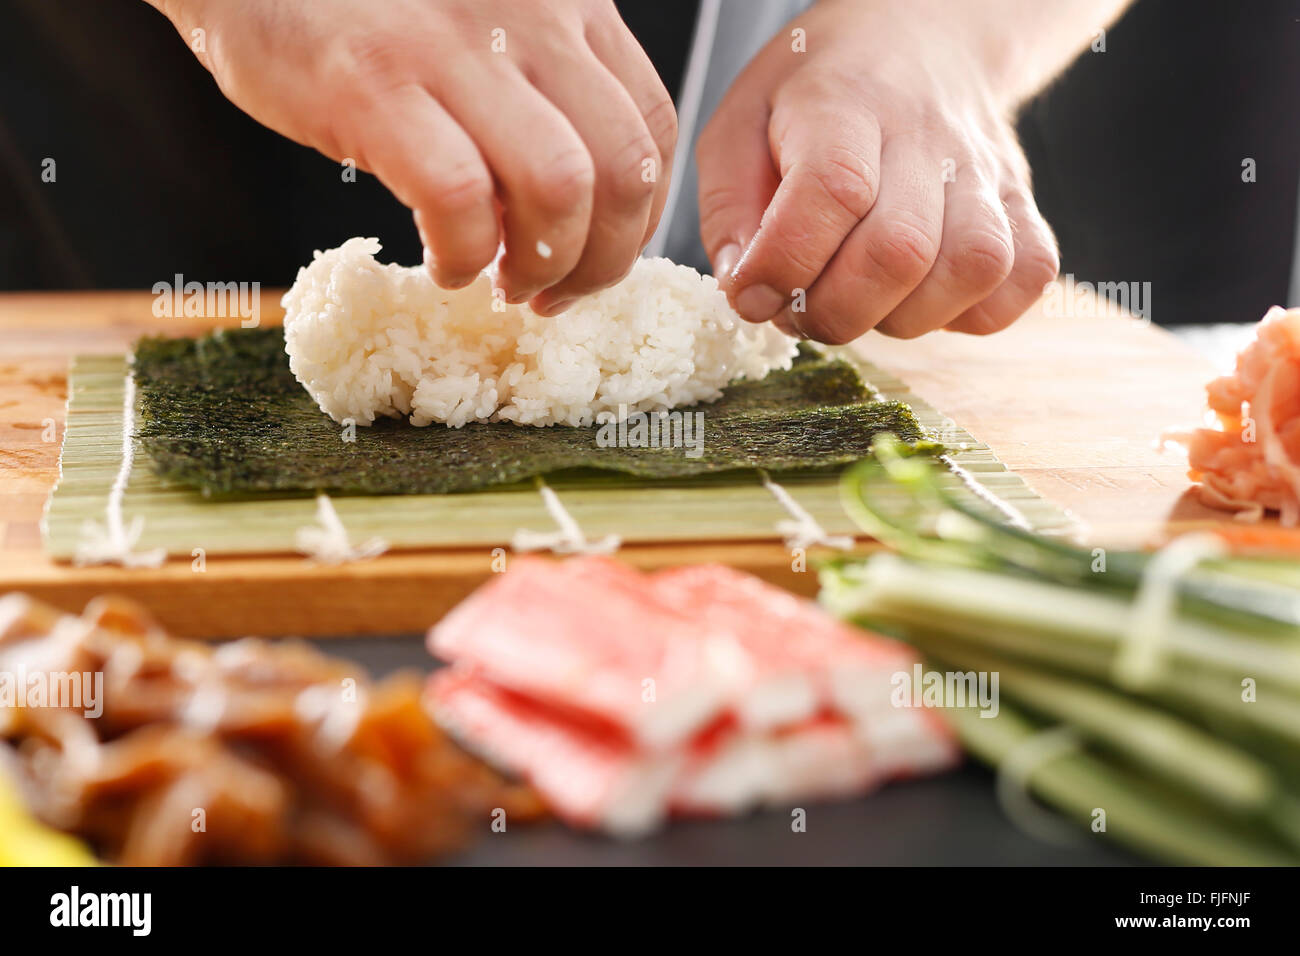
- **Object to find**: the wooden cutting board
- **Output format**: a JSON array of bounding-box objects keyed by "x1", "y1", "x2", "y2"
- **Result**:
[{"x1": 0, "y1": 287, "x2": 1229, "y2": 637}]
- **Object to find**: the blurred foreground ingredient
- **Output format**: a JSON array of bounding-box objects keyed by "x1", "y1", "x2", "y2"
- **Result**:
[
  {"x1": 0, "y1": 756, "x2": 97, "y2": 866},
  {"x1": 1179, "y1": 304, "x2": 1300, "y2": 524},
  {"x1": 426, "y1": 557, "x2": 957, "y2": 836},
  {"x1": 819, "y1": 437, "x2": 1300, "y2": 865},
  {"x1": 0, "y1": 595, "x2": 540, "y2": 865}
]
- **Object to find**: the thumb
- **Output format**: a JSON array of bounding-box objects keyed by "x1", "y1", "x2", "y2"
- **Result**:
[{"x1": 694, "y1": 89, "x2": 778, "y2": 294}]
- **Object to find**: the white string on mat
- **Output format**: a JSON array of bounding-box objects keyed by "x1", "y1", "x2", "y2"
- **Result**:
[
  {"x1": 757, "y1": 469, "x2": 854, "y2": 551},
  {"x1": 938, "y1": 454, "x2": 1034, "y2": 533},
  {"x1": 1113, "y1": 532, "x2": 1225, "y2": 690},
  {"x1": 512, "y1": 477, "x2": 620, "y2": 555},
  {"x1": 994, "y1": 724, "x2": 1086, "y2": 847},
  {"x1": 74, "y1": 370, "x2": 166, "y2": 568},
  {"x1": 295, "y1": 492, "x2": 388, "y2": 564}
]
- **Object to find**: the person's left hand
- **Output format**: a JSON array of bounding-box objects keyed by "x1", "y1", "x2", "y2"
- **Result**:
[{"x1": 695, "y1": 0, "x2": 1060, "y2": 343}]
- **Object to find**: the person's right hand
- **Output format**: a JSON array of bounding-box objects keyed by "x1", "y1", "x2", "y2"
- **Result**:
[{"x1": 153, "y1": 0, "x2": 676, "y2": 314}]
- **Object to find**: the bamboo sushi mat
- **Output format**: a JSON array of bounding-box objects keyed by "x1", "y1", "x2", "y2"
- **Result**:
[{"x1": 43, "y1": 350, "x2": 1076, "y2": 560}]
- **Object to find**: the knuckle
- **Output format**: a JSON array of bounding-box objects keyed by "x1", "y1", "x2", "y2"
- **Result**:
[
  {"x1": 943, "y1": 228, "x2": 1014, "y2": 291},
  {"x1": 1014, "y1": 235, "x2": 1061, "y2": 291},
  {"x1": 440, "y1": 249, "x2": 495, "y2": 280},
  {"x1": 875, "y1": 314, "x2": 929, "y2": 340},
  {"x1": 553, "y1": 259, "x2": 634, "y2": 299},
  {"x1": 859, "y1": 222, "x2": 938, "y2": 290},
  {"x1": 583, "y1": 262, "x2": 635, "y2": 292},
  {"x1": 808, "y1": 317, "x2": 866, "y2": 346},
  {"x1": 641, "y1": 94, "x2": 679, "y2": 157},
  {"x1": 799, "y1": 293, "x2": 870, "y2": 345},
  {"x1": 959, "y1": 308, "x2": 1015, "y2": 336},
  {"x1": 602, "y1": 132, "x2": 660, "y2": 207},
  {"x1": 920, "y1": 103, "x2": 966, "y2": 137},
  {"x1": 423, "y1": 164, "x2": 493, "y2": 215},
  {"x1": 314, "y1": 114, "x2": 353, "y2": 167},
  {"x1": 338, "y1": 33, "x2": 412, "y2": 94},
  {"x1": 998, "y1": 139, "x2": 1034, "y2": 187},
  {"x1": 808, "y1": 149, "x2": 879, "y2": 222},
  {"x1": 523, "y1": 147, "x2": 596, "y2": 216},
  {"x1": 781, "y1": 69, "x2": 874, "y2": 120},
  {"x1": 745, "y1": 233, "x2": 823, "y2": 285},
  {"x1": 697, "y1": 182, "x2": 749, "y2": 241}
]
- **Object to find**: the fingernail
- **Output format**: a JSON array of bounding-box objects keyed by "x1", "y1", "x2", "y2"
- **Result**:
[
  {"x1": 714, "y1": 243, "x2": 741, "y2": 285},
  {"x1": 733, "y1": 284, "x2": 786, "y2": 323},
  {"x1": 426, "y1": 249, "x2": 473, "y2": 290},
  {"x1": 773, "y1": 308, "x2": 807, "y2": 340}
]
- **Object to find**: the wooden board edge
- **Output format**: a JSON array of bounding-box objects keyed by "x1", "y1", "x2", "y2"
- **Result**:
[{"x1": 9, "y1": 541, "x2": 864, "y2": 638}]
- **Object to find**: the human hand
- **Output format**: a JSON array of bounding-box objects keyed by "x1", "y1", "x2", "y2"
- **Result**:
[
  {"x1": 696, "y1": 0, "x2": 1060, "y2": 343},
  {"x1": 154, "y1": 0, "x2": 676, "y2": 314}
]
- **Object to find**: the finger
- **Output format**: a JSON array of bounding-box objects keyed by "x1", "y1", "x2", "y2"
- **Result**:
[
  {"x1": 695, "y1": 82, "x2": 780, "y2": 288},
  {"x1": 431, "y1": 58, "x2": 595, "y2": 304},
  {"x1": 527, "y1": 51, "x2": 661, "y2": 313},
  {"x1": 726, "y1": 89, "x2": 881, "y2": 323},
  {"x1": 776, "y1": 137, "x2": 943, "y2": 344},
  {"x1": 874, "y1": 162, "x2": 1013, "y2": 338},
  {"x1": 772, "y1": 311, "x2": 804, "y2": 338},
  {"x1": 948, "y1": 186, "x2": 1060, "y2": 335},
  {"x1": 352, "y1": 85, "x2": 498, "y2": 288},
  {"x1": 585, "y1": 16, "x2": 679, "y2": 251}
]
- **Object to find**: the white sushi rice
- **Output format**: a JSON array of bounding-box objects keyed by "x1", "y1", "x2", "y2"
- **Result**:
[{"x1": 281, "y1": 237, "x2": 797, "y2": 428}]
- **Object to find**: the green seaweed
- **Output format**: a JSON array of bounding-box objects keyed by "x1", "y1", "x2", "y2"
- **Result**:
[{"x1": 132, "y1": 327, "x2": 937, "y2": 497}]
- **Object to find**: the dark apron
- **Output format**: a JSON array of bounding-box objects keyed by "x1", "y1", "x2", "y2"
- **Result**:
[{"x1": 2, "y1": 0, "x2": 1296, "y2": 326}]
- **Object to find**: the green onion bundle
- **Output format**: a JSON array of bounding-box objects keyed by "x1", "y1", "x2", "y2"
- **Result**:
[{"x1": 819, "y1": 437, "x2": 1300, "y2": 865}]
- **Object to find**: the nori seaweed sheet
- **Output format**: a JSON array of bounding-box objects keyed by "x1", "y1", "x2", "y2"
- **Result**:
[{"x1": 133, "y1": 327, "x2": 935, "y2": 496}]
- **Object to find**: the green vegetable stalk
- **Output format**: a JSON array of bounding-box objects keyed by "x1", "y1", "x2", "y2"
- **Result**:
[{"x1": 821, "y1": 436, "x2": 1300, "y2": 865}]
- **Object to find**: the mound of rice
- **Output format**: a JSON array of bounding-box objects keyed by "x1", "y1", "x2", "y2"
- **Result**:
[{"x1": 280, "y1": 237, "x2": 797, "y2": 428}]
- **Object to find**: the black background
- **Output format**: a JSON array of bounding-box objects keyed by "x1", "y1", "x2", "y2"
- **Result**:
[
  {"x1": 1, "y1": 863, "x2": 1283, "y2": 942},
  {"x1": 1, "y1": 0, "x2": 1297, "y2": 325}
]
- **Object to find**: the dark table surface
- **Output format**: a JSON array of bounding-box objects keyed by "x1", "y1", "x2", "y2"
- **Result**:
[{"x1": 314, "y1": 635, "x2": 1135, "y2": 867}]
